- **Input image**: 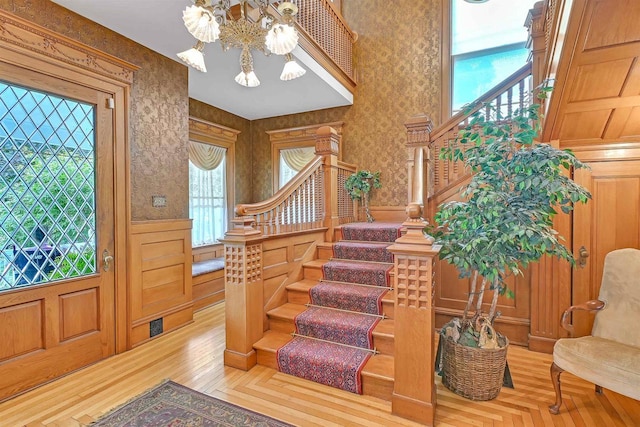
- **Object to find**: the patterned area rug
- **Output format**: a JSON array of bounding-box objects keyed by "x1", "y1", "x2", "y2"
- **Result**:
[
  {"x1": 277, "y1": 336, "x2": 372, "y2": 394},
  {"x1": 91, "y1": 380, "x2": 293, "y2": 426},
  {"x1": 340, "y1": 222, "x2": 403, "y2": 242}
]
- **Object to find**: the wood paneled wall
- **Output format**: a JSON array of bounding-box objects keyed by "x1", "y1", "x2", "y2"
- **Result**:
[{"x1": 129, "y1": 219, "x2": 194, "y2": 348}]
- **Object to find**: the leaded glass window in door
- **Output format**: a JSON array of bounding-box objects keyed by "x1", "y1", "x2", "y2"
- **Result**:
[{"x1": 0, "y1": 81, "x2": 97, "y2": 290}]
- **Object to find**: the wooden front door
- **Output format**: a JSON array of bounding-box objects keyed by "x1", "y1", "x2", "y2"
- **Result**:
[
  {"x1": 0, "y1": 63, "x2": 116, "y2": 400},
  {"x1": 572, "y1": 160, "x2": 640, "y2": 336}
]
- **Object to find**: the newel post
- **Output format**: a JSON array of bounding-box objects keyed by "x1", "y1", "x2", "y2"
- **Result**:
[
  {"x1": 220, "y1": 216, "x2": 264, "y2": 370},
  {"x1": 526, "y1": 2, "x2": 545, "y2": 90},
  {"x1": 315, "y1": 126, "x2": 340, "y2": 242},
  {"x1": 405, "y1": 114, "x2": 433, "y2": 209},
  {"x1": 387, "y1": 203, "x2": 441, "y2": 425}
]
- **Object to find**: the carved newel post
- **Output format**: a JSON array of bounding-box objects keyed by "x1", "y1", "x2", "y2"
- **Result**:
[
  {"x1": 405, "y1": 114, "x2": 433, "y2": 209},
  {"x1": 315, "y1": 126, "x2": 341, "y2": 242},
  {"x1": 220, "y1": 215, "x2": 264, "y2": 370},
  {"x1": 386, "y1": 203, "x2": 441, "y2": 425}
]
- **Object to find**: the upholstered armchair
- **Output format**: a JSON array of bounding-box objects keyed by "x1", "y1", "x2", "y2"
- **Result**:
[{"x1": 549, "y1": 248, "x2": 640, "y2": 415}]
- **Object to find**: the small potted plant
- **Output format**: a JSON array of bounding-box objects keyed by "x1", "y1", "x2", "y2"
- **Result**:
[
  {"x1": 345, "y1": 170, "x2": 381, "y2": 222},
  {"x1": 428, "y1": 91, "x2": 591, "y2": 400}
]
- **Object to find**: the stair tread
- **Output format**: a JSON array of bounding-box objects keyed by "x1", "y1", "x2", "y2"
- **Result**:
[
  {"x1": 373, "y1": 319, "x2": 394, "y2": 337},
  {"x1": 267, "y1": 303, "x2": 306, "y2": 320},
  {"x1": 362, "y1": 354, "x2": 394, "y2": 380},
  {"x1": 304, "y1": 259, "x2": 328, "y2": 268},
  {"x1": 286, "y1": 279, "x2": 317, "y2": 292},
  {"x1": 254, "y1": 331, "x2": 292, "y2": 353}
]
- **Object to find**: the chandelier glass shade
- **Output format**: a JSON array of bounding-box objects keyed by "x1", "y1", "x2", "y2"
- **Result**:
[{"x1": 178, "y1": 0, "x2": 305, "y2": 87}]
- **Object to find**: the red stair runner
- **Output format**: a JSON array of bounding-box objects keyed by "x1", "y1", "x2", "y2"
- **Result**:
[{"x1": 277, "y1": 222, "x2": 402, "y2": 394}]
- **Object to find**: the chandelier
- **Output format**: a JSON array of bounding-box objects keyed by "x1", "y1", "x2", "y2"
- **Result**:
[{"x1": 178, "y1": 0, "x2": 306, "y2": 87}]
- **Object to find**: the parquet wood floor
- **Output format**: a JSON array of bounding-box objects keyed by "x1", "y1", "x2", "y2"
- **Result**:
[{"x1": 0, "y1": 303, "x2": 637, "y2": 426}]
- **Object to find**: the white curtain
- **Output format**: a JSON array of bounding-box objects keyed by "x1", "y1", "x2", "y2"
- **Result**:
[
  {"x1": 189, "y1": 141, "x2": 226, "y2": 171},
  {"x1": 189, "y1": 141, "x2": 227, "y2": 246},
  {"x1": 279, "y1": 147, "x2": 315, "y2": 188}
]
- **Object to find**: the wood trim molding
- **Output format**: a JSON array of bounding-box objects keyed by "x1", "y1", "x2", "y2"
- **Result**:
[
  {"x1": 0, "y1": 10, "x2": 138, "y2": 84},
  {"x1": 268, "y1": 122, "x2": 344, "y2": 192},
  {"x1": 188, "y1": 117, "x2": 239, "y2": 233},
  {"x1": 440, "y1": 0, "x2": 452, "y2": 124}
]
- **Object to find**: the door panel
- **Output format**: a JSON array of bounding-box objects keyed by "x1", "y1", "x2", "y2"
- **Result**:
[
  {"x1": 572, "y1": 160, "x2": 640, "y2": 336},
  {"x1": 0, "y1": 63, "x2": 114, "y2": 400}
]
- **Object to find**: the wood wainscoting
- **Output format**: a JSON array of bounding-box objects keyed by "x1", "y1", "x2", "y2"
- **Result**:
[{"x1": 129, "y1": 219, "x2": 194, "y2": 348}]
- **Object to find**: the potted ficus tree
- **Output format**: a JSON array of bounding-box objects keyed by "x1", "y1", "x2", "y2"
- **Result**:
[
  {"x1": 428, "y1": 91, "x2": 591, "y2": 401},
  {"x1": 345, "y1": 170, "x2": 381, "y2": 222}
]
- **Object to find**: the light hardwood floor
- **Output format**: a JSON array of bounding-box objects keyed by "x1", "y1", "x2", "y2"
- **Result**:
[{"x1": 1, "y1": 303, "x2": 638, "y2": 426}]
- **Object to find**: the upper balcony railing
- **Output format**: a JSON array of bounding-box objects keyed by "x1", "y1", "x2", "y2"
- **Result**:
[{"x1": 289, "y1": 0, "x2": 357, "y2": 91}]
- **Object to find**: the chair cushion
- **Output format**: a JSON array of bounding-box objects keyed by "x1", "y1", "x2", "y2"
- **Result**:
[
  {"x1": 554, "y1": 336, "x2": 640, "y2": 400},
  {"x1": 192, "y1": 257, "x2": 224, "y2": 277}
]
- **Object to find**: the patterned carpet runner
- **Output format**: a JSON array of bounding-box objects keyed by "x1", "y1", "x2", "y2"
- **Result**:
[{"x1": 277, "y1": 222, "x2": 402, "y2": 394}]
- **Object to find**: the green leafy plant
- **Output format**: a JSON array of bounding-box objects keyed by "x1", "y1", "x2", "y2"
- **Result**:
[
  {"x1": 429, "y1": 93, "x2": 591, "y2": 348},
  {"x1": 345, "y1": 170, "x2": 381, "y2": 222}
]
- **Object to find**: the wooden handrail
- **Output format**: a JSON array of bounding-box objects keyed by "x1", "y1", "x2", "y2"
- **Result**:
[
  {"x1": 427, "y1": 62, "x2": 533, "y2": 200},
  {"x1": 431, "y1": 62, "x2": 533, "y2": 143}
]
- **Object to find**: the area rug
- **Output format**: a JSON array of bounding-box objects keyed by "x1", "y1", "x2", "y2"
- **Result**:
[
  {"x1": 91, "y1": 380, "x2": 293, "y2": 427},
  {"x1": 277, "y1": 336, "x2": 372, "y2": 394}
]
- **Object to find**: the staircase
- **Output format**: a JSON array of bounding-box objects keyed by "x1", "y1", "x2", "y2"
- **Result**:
[{"x1": 253, "y1": 223, "x2": 399, "y2": 400}]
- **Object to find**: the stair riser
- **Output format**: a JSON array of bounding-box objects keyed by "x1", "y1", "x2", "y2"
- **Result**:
[
  {"x1": 362, "y1": 374, "x2": 393, "y2": 401},
  {"x1": 317, "y1": 246, "x2": 333, "y2": 260},
  {"x1": 303, "y1": 266, "x2": 323, "y2": 281},
  {"x1": 257, "y1": 349, "x2": 279, "y2": 370},
  {"x1": 373, "y1": 334, "x2": 394, "y2": 356},
  {"x1": 287, "y1": 289, "x2": 310, "y2": 305},
  {"x1": 382, "y1": 300, "x2": 394, "y2": 319},
  {"x1": 269, "y1": 318, "x2": 296, "y2": 334}
]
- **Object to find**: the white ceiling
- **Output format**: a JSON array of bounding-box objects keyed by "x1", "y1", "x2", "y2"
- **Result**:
[{"x1": 51, "y1": 0, "x2": 353, "y2": 120}]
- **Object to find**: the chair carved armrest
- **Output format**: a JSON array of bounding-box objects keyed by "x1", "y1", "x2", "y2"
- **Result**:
[{"x1": 560, "y1": 299, "x2": 605, "y2": 336}]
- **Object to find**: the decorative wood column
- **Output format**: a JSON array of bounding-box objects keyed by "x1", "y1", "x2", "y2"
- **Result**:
[
  {"x1": 220, "y1": 216, "x2": 264, "y2": 370},
  {"x1": 526, "y1": 1, "x2": 546, "y2": 90},
  {"x1": 405, "y1": 114, "x2": 433, "y2": 209},
  {"x1": 387, "y1": 204, "x2": 441, "y2": 425},
  {"x1": 315, "y1": 126, "x2": 341, "y2": 242}
]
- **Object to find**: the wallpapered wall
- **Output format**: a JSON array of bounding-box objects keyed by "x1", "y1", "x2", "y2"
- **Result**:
[
  {"x1": 189, "y1": 99, "x2": 252, "y2": 205},
  {"x1": 0, "y1": 0, "x2": 190, "y2": 221},
  {"x1": 251, "y1": 0, "x2": 442, "y2": 206}
]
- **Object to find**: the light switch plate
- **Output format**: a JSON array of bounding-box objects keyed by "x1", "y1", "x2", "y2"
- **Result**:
[{"x1": 152, "y1": 195, "x2": 166, "y2": 207}]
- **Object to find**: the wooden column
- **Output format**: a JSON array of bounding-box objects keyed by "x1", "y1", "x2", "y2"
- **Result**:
[
  {"x1": 526, "y1": 1, "x2": 546, "y2": 90},
  {"x1": 387, "y1": 204, "x2": 441, "y2": 425},
  {"x1": 529, "y1": 140, "x2": 572, "y2": 353},
  {"x1": 315, "y1": 126, "x2": 341, "y2": 242},
  {"x1": 405, "y1": 114, "x2": 433, "y2": 209},
  {"x1": 220, "y1": 216, "x2": 264, "y2": 370}
]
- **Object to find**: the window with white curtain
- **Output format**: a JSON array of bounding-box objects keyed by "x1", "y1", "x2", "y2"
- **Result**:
[
  {"x1": 451, "y1": 0, "x2": 537, "y2": 112},
  {"x1": 279, "y1": 146, "x2": 316, "y2": 188},
  {"x1": 188, "y1": 141, "x2": 227, "y2": 247}
]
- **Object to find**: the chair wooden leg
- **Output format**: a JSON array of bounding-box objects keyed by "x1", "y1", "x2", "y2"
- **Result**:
[
  {"x1": 595, "y1": 385, "x2": 603, "y2": 395},
  {"x1": 549, "y1": 362, "x2": 564, "y2": 414}
]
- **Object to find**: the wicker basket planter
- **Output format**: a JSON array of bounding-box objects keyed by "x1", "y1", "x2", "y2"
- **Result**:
[{"x1": 441, "y1": 336, "x2": 509, "y2": 401}]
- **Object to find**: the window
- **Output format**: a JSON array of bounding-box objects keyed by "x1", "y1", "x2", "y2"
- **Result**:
[
  {"x1": 0, "y1": 81, "x2": 97, "y2": 290},
  {"x1": 279, "y1": 146, "x2": 316, "y2": 188},
  {"x1": 189, "y1": 142, "x2": 227, "y2": 247},
  {"x1": 445, "y1": 0, "x2": 537, "y2": 115},
  {"x1": 187, "y1": 117, "x2": 238, "y2": 248}
]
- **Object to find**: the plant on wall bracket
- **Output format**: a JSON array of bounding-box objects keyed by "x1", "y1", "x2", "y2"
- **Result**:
[{"x1": 345, "y1": 170, "x2": 381, "y2": 222}]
